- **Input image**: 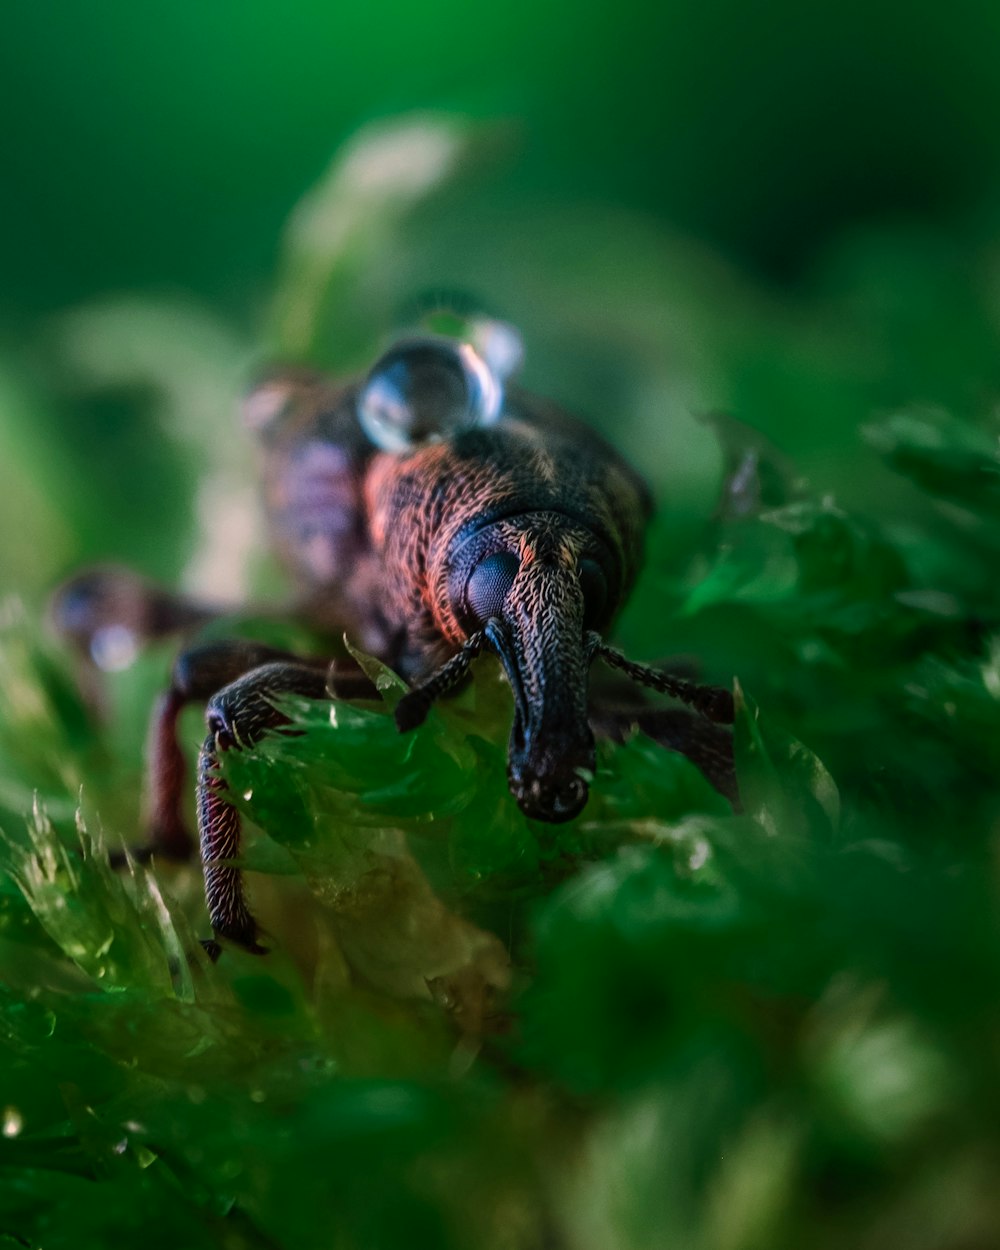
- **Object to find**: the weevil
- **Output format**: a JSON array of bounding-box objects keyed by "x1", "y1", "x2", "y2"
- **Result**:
[{"x1": 52, "y1": 320, "x2": 736, "y2": 955}]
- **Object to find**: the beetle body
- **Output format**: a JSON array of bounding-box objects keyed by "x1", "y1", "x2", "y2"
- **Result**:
[
  {"x1": 53, "y1": 324, "x2": 734, "y2": 952},
  {"x1": 254, "y1": 350, "x2": 651, "y2": 820}
]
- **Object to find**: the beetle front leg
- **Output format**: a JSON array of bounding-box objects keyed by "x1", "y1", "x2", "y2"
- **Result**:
[
  {"x1": 141, "y1": 640, "x2": 376, "y2": 862},
  {"x1": 197, "y1": 660, "x2": 331, "y2": 956},
  {"x1": 141, "y1": 640, "x2": 322, "y2": 860}
]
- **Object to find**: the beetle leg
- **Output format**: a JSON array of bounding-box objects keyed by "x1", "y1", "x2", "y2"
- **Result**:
[
  {"x1": 394, "y1": 630, "x2": 487, "y2": 731},
  {"x1": 198, "y1": 660, "x2": 332, "y2": 956},
  {"x1": 587, "y1": 634, "x2": 735, "y2": 724},
  {"x1": 590, "y1": 703, "x2": 739, "y2": 807},
  {"x1": 136, "y1": 641, "x2": 375, "y2": 863},
  {"x1": 139, "y1": 640, "x2": 317, "y2": 860}
]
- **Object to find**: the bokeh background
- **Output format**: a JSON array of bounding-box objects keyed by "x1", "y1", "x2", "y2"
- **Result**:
[{"x1": 5, "y1": 0, "x2": 1000, "y2": 310}]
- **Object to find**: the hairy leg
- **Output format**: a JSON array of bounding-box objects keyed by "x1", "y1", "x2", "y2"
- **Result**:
[
  {"x1": 144, "y1": 640, "x2": 326, "y2": 858},
  {"x1": 197, "y1": 660, "x2": 335, "y2": 954},
  {"x1": 138, "y1": 640, "x2": 375, "y2": 861}
]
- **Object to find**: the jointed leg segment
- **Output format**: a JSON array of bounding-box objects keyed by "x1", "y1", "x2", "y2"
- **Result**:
[
  {"x1": 587, "y1": 633, "x2": 736, "y2": 725},
  {"x1": 197, "y1": 659, "x2": 331, "y2": 953},
  {"x1": 139, "y1": 639, "x2": 376, "y2": 953},
  {"x1": 144, "y1": 640, "x2": 326, "y2": 860}
]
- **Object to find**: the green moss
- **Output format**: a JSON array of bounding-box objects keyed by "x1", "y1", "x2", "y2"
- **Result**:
[{"x1": 3, "y1": 123, "x2": 1000, "y2": 1249}]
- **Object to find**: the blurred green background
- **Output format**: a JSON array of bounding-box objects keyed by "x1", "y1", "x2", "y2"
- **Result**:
[{"x1": 4, "y1": 0, "x2": 1000, "y2": 315}]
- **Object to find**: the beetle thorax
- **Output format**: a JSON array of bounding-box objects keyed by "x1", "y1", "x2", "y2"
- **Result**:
[{"x1": 361, "y1": 414, "x2": 646, "y2": 660}]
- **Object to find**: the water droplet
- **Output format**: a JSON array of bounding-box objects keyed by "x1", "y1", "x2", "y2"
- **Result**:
[
  {"x1": 3, "y1": 1107, "x2": 23, "y2": 1138},
  {"x1": 358, "y1": 338, "x2": 502, "y2": 452},
  {"x1": 243, "y1": 789, "x2": 254, "y2": 802},
  {"x1": 113, "y1": 1137, "x2": 128, "y2": 1154}
]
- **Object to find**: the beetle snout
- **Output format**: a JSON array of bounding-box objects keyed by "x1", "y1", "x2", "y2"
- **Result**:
[{"x1": 509, "y1": 757, "x2": 592, "y2": 823}]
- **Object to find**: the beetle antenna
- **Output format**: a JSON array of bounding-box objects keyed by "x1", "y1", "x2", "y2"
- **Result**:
[
  {"x1": 395, "y1": 631, "x2": 487, "y2": 732},
  {"x1": 587, "y1": 634, "x2": 734, "y2": 724}
]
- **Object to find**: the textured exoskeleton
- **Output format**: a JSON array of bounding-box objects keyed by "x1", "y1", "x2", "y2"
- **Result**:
[{"x1": 53, "y1": 323, "x2": 735, "y2": 954}]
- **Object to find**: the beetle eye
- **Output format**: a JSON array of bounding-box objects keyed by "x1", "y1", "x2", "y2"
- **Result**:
[
  {"x1": 358, "y1": 338, "x2": 502, "y2": 452},
  {"x1": 465, "y1": 551, "x2": 520, "y2": 626},
  {"x1": 579, "y1": 558, "x2": 608, "y2": 628}
]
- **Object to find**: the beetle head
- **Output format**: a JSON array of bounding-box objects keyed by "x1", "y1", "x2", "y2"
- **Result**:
[
  {"x1": 373, "y1": 326, "x2": 729, "y2": 822},
  {"x1": 396, "y1": 508, "x2": 733, "y2": 823},
  {"x1": 443, "y1": 513, "x2": 615, "y2": 822}
]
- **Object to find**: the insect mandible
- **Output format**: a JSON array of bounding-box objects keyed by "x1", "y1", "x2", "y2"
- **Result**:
[{"x1": 52, "y1": 318, "x2": 736, "y2": 955}]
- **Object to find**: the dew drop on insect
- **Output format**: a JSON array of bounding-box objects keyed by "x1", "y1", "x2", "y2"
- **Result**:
[
  {"x1": 358, "y1": 338, "x2": 502, "y2": 452},
  {"x1": 2, "y1": 1107, "x2": 23, "y2": 1138}
]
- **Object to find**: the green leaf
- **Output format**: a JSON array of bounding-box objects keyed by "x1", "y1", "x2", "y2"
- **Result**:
[
  {"x1": 863, "y1": 407, "x2": 1000, "y2": 518},
  {"x1": 733, "y1": 682, "x2": 840, "y2": 842}
]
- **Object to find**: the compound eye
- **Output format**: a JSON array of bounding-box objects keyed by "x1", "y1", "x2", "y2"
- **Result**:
[
  {"x1": 579, "y1": 558, "x2": 609, "y2": 629},
  {"x1": 358, "y1": 338, "x2": 502, "y2": 452},
  {"x1": 465, "y1": 551, "x2": 520, "y2": 627}
]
